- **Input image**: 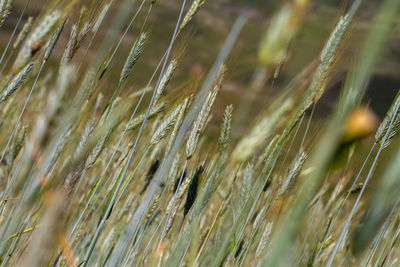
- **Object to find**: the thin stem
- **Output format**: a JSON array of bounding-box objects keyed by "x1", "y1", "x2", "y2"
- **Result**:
[
  {"x1": 0, "y1": 60, "x2": 46, "y2": 163},
  {"x1": 313, "y1": 143, "x2": 376, "y2": 264},
  {"x1": 111, "y1": 5, "x2": 250, "y2": 266},
  {"x1": 115, "y1": 145, "x2": 151, "y2": 205},
  {"x1": 300, "y1": 102, "x2": 316, "y2": 148},
  {"x1": 157, "y1": 159, "x2": 188, "y2": 250},
  {"x1": 82, "y1": 2, "x2": 187, "y2": 265},
  {"x1": 327, "y1": 97, "x2": 400, "y2": 266},
  {"x1": 98, "y1": 0, "x2": 148, "y2": 80},
  {"x1": 0, "y1": 0, "x2": 31, "y2": 67},
  {"x1": 364, "y1": 200, "x2": 400, "y2": 266}
]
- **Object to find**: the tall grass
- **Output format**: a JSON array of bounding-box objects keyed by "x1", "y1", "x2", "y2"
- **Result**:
[{"x1": 0, "y1": 0, "x2": 399, "y2": 266}]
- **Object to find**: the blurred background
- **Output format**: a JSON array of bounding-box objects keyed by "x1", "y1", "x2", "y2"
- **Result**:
[{"x1": 2, "y1": 0, "x2": 400, "y2": 136}]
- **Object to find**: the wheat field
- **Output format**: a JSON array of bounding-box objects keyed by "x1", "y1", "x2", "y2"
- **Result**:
[{"x1": 0, "y1": 0, "x2": 399, "y2": 266}]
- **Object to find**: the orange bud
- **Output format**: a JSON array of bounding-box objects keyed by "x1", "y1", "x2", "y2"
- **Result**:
[{"x1": 342, "y1": 107, "x2": 378, "y2": 143}]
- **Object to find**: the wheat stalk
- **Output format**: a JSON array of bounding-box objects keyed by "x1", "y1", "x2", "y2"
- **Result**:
[
  {"x1": 179, "y1": 0, "x2": 206, "y2": 31},
  {"x1": 239, "y1": 163, "x2": 254, "y2": 207},
  {"x1": 186, "y1": 67, "x2": 224, "y2": 158},
  {"x1": 375, "y1": 91, "x2": 400, "y2": 148},
  {"x1": 0, "y1": 62, "x2": 34, "y2": 103},
  {"x1": 150, "y1": 102, "x2": 182, "y2": 145},
  {"x1": 14, "y1": 10, "x2": 62, "y2": 69},
  {"x1": 13, "y1": 16, "x2": 33, "y2": 49},
  {"x1": 92, "y1": 3, "x2": 111, "y2": 33},
  {"x1": 278, "y1": 151, "x2": 307, "y2": 196},
  {"x1": 154, "y1": 59, "x2": 177, "y2": 104},
  {"x1": 61, "y1": 24, "x2": 78, "y2": 66},
  {"x1": 0, "y1": 0, "x2": 13, "y2": 27},
  {"x1": 127, "y1": 101, "x2": 166, "y2": 130},
  {"x1": 120, "y1": 32, "x2": 148, "y2": 83},
  {"x1": 255, "y1": 222, "x2": 273, "y2": 259},
  {"x1": 218, "y1": 104, "x2": 233, "y2": 153}
]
